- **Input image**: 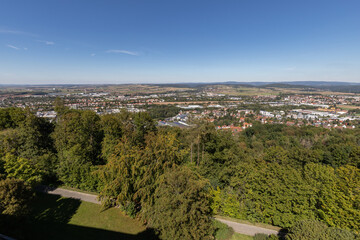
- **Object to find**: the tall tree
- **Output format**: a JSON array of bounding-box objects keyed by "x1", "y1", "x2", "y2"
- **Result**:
[
  {"x1": 53, "y1": 110, "x2": 103, "y2": 189},
  {"x1": 147, "y1": 166, "x2": 214, "y2": 240}
]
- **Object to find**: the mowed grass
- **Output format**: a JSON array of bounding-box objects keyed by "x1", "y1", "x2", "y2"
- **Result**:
[
  {"x1": 68, "y1": 201, "x2": 145, "y2": 234},
  {"x1": 231, "y1": 233, "x2": 254, "y2": 240},
  {"x1": 1, "y1": 193, "x2": 158, "y2": 240}
]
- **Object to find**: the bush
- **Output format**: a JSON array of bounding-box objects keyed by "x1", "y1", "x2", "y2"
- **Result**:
[
  {"x1": 214, "y1": 220, "x2": 234, "y2": 240},
  {"x1": 267, "y1": 235, "x2": 279, "y2": 240},
  {"x1": 121, "y1": 201, "x2": 136, "y2": 218},
  {"x1": 325, "y1": 227, "x2": 357, "y2": 240},
  {"x1": 286, "y1": 220, "x2": 328, "y2": 240}
]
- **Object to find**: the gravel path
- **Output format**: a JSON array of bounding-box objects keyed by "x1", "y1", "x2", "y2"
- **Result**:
[
  {"x1": 37, "y1": 186, "x2": 100, "y2": 204},
  {"x1": 216, "y1": 218, "x2": 279, "y2": 236},
  {"x1": 38, "y1": 186, "x2": 279, "y2": 236}
]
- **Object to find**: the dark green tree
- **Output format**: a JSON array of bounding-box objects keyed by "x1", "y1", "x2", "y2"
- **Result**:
[{"x1": 147, "y1": 166, "x2": 214, "y2": 240}]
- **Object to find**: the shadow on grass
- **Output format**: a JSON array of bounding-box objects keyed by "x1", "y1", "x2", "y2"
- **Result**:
[{"x1": 0, "y1": 193, "x2": 159, "y2": 240}]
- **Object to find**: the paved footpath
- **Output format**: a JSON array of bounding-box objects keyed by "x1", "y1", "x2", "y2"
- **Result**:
[
  {"x1": 215, "y1": 218, "x2": 279, "y2": 236},
  {"x1": 38, "y1": 186, "x2": 279, "y2": 237},
  {"x1": 37, "y1": 185, "x2": 100, "y2": 204}
]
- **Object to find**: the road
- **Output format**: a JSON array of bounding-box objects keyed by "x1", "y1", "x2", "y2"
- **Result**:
[{"x1": 38, "y1": 186, "x2": 279, "y2": 237}]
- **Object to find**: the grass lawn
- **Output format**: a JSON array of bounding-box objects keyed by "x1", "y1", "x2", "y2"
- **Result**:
[
  {"x1": 231, "y1": 233, "x2": 254, "y2": 240},
  {"x1": 69, "y1": 201, "x2": 146, "y2": 234},
  {"x1": 0, "y1": 193, "x2": 158, "y2": 240}
]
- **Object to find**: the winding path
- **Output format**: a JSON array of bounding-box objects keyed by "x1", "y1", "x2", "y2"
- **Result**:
[{"x1": 38, "y1": 186, "x2": 279, "y2": 237}]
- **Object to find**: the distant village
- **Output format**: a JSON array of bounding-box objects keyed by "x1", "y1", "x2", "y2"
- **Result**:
[{"x1": 1, "y1": 86, "x2": 359, "y2": 132}]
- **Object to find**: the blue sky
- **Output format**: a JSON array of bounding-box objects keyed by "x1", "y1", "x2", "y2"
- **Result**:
[{"x1": 1, "y1": 0, "x2": 360, "y2": 84}]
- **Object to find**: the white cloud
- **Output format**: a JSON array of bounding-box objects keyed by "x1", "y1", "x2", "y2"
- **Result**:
[
  {"x1": 91, "y1": 53, "x2": 96, "y2": 57},
  {"x1": 6, "y1": 44, "x2": 20, "y2": 50},
  {"x1": 106, "y1": 49, "x2": 139, "y2": 56},
  {"x1": 37, "y1": 40, "x2": 55, "y2": 45}
]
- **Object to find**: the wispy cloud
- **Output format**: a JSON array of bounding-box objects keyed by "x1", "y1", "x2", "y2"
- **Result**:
[
  {"x1": 106, "y1": 49, "x2": 139, "y2": 56},
  {"x1": 6, "y1": 44, "x2": 28, "y2": 50},
  {"x1": 6, "y1": 44, "x2": 20, "y2": 50},
  {"x1": 37, "y1": 40, "x2": 55, "y2": 45},
  {"x1": 91, "y1": 53, "x2": 96, "y2": 57},
  {"x1": 0, "y1": 29, "x2": 38, "y2": 37}
]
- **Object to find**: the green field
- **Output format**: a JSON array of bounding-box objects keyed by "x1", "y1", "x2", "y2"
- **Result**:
[
  {"x1": 1, "y1": 193, "x2": 158, "y2": 240},
  {"x1": 231, "y1": 233, "x2": 254, "y2": 240}
]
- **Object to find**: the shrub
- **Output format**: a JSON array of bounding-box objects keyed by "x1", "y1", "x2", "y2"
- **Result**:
[
  {"x1": 325, "y1": 227, "x2": 357, "y2": 240},
  {"x1": 286, "y1": 220, "x2": 329, "y2": 240},
  {"x1": 267, "y1": 235, "x2": 279, "y2": 240},
  {"x1": 214, "y1": 220, "x2": 234, "y2": 240}
]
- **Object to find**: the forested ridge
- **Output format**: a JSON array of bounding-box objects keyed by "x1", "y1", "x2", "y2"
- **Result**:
[{"x1": 0, "y1": 104, "x2": 359, "y2": 240}]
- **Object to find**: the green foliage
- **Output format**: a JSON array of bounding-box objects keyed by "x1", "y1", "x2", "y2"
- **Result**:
[
  {"x1": 267, "y1": 235, "x2": 279, "y2": 240},
  {"x1": 133, "y1": 112, "x2": 156, "y2": 145},
  {"x1": 0, "y1": 178, "x2": 33, "y2": 216},
  {"x1": 53, "y1": 110, "x2": 103, "y2": 190},
  {"x1": 286, "y1": 220, "x2": 358, "y2": 240},
  {"x1": 325, "y1": 227, "x2": 358, "y2": 240},
  {"x1": 3, "y1": 153, "x2": 43, "y2": 185},
  {"x1": 0, "y1": 108, "x2": 56, "y2": 182},
  {"x1": 147, "y1": 166, "x2": 214, "y2": 240},
  {"x1": 0, "y1": 107, "x2": 26, "y2": 130},
  {"x1": 99, "y1": 132, "x2": 184, "y2": 210},
  {"x1": 201, "y1": 124, "x2": 360, "y2": 232},
  {"x1": 146, "y1": 104, "x2": 180, "y2": 120},
  {"x1": 214, "y1": 220, "x2": 234, "y2": 240},
  {"x1": 285, "y1": 220, "x2": 328, "y2": 240},
  {"x1": 1, "y1": 107, "x2": 360, "y2": 237}
]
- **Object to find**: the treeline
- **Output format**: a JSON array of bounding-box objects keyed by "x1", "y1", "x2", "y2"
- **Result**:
[
  {"x1": 180, "y1": 123, "x2": 360, "y2": 233},
  {"x1": 0, "y1": 104, "x2": 359, "y2": 239}
]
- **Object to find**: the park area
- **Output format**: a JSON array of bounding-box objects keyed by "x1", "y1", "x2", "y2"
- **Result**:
[
  {"x1": 0, "y1": 192, "x2": 255, "y2": 240},
  {"x1": 0, "y1": 193, "x2": 158, "y2": 240}
]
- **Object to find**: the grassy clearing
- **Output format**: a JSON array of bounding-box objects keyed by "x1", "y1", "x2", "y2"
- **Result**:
[{"x1": 1, "y1": 193, "x2": 158, "y2": 240}]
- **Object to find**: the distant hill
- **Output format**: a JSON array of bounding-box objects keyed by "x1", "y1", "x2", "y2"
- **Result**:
[{"x1": 155, "y1": 81, "x2": 360, "y2": 93}]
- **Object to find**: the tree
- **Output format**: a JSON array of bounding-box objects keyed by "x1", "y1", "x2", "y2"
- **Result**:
[
  {"x1": 0, "y1": 178, "x2": 33, "y2": 216},
  {"x1": 133, "y1": 112, "x2": 156, "y2": 145},
  {"x1": 99, "y1": 132, "x2": 184, "y2": 213},
  {"x1": 147, "y1": 166, "x2": 214, "y2": 240},
  {"x1": 3, "y1": 153, "x2": 43, "y2": 185},
  {"x1": 99, "y1": 138, "x2": 142, "y2": 209},
  {"x1": 53, "y1": 110, "x2": 103, "y2": 190},
  {"x1": 135, "y1": 132, "x2": 185, "y2": 210},
  {"x1": 0, "y1": 108, "x2": 26, "y2": 130}
]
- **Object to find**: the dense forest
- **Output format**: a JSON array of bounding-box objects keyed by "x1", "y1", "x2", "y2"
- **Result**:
[{"x1": 0, "y1": 102, "x2": 359, "y2": 240}]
